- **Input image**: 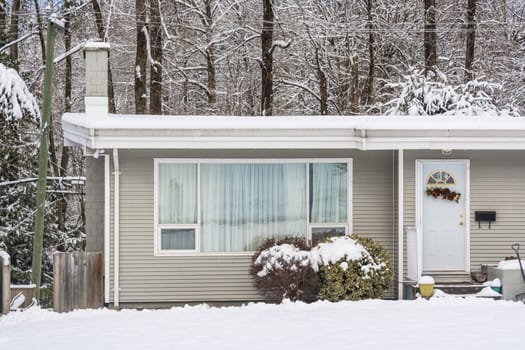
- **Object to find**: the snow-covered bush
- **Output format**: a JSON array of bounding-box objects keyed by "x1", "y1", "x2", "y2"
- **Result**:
[
  {"x1": 251, "y1": 238, "x2": 319, "y2": 303},
  {"x1": 385, "y1": 69, "x2": 519, "y2": 117},
  {"x1": 313, "y1": 234, "x2": 392, "y2": 301}
]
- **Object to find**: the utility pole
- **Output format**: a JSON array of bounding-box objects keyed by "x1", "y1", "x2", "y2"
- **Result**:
[{"x1": 32, "y1": 17, "x2": 62, "y2": 301}]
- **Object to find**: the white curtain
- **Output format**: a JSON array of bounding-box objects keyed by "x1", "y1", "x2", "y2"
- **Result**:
[
  {"x1": 158, "y1": 163, "x2": 197, "y2": 224},
  {"x1": 200, "y1": 163, "x2": 307, "y2": 252},
  {"x1": 309, "y1": 163, "x2": 347, "y2": 223}
]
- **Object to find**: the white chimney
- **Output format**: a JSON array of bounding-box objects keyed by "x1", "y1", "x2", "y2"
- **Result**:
[{"x1": 83, "y1": 41, "x2": 110, "y2": 116}]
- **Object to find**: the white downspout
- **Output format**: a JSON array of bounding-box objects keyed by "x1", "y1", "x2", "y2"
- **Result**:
[
  {"x1": 113, "y1": 149, "x2": 120, "y2": 308},
  {"x1": 398, "y1": 149, "x2": 404, "y2": 300},
  {"x1": 103, "y1": 154, "x2": 110, "y2": 304}
]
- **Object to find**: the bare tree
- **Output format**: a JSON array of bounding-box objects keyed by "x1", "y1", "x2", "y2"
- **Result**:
[
  {"x1": 464, "y1": 0, "x2": 476, "y2": 82},
  {"x1": 362, "y1": 0, "x2": 375, "y2": 107},
  {"x1": 8, "y1": 0, "x2": 21, "y2": 62},
  {"x1": 0, "y1": 0, "x2": 7, "y2": 38},
  {"x1": 33, "y1": 0, "x2": 46, "y2": 64},
  {"x1": 260, "y1": 0, "x2": 274, "y2": 116},
  {"x1": 149, "y1": 0, "x2": 163, "y2": 114},
  {"x1": 91, "y1": 0, "x2": 117, "y2": 113},
  {"x1": 135, "y1": 0, "x2": 148, "y2": 113},
  {"x1": 424, "y1": 0, "x2": 437, "y2": 75}
]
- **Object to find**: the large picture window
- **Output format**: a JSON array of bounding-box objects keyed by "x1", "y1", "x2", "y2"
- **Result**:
[{"x1": 154, "y1": 159, "x2": 352, "y2": 255}]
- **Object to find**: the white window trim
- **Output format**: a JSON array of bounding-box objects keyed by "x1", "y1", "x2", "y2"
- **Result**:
[
  {"x1": 154, "y1": 158, "x2": 353, "y2": 256},
  {"x1": 157, "y1": 224, "x2": 200, "y2": 255},
  {"x1": 309, "y1": 224, "x2": 349, "y2": 245}
]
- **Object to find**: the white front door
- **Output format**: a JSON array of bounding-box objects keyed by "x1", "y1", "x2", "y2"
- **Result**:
[{"x1": 418, "y1": 160, "x2": 469, "y2": 272}]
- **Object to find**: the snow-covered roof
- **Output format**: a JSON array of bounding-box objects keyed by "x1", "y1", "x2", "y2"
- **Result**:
[
  {"x1": 62, "y1": 113, "x2": 525, "y2": 150},
  {"x1": 83, "y1": 41, "x2": 111, "y2": 50}
]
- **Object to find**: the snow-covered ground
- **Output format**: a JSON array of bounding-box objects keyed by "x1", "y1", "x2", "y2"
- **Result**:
[{"x1": 1, "y1": 298, "x2": 524, "y2": 350}]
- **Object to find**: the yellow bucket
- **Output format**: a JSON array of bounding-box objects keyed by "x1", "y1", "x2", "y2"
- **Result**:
[
  {"x1": 418, "y1": 276, "x2": 435, "y2": 298},
  {"x1": 419, "y1": 284, "x2": 434, "y2": 298}
]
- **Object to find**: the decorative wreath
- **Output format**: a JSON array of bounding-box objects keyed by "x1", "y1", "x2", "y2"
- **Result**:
[{"x1": 425, "y1": 187, "x2": 461, "y2": 203}]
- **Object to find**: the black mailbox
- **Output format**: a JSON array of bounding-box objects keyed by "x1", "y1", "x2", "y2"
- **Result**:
[{"x1": 475, "y1": 211, "x2": 496, "y2": 228}]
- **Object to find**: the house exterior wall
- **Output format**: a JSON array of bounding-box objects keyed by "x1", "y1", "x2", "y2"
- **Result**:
[
  {"x1": 85, "y1": 156, "x2": 105, "y2": 252},
  {"x1": 103, "y1": 149, "x2": 396, "y2": 304},
  {"x1": 403, "y1": 150, "x2": 525, "y2": 276}
]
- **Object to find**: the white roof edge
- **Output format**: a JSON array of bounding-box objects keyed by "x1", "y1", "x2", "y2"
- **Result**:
[
  {"x1": 62, "y1": 113, "x2": 525, "y2": 131},
  {"x1": 61, "y1": 113, "x2": 525, "y2": 150},
  {"x1": 83, "y1": 41, "x2": 110, "y2": 50}
]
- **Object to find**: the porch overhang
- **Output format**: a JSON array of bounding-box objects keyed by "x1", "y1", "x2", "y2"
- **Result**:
[{"x1": 62, "y1": 114, "x2": 525, "y2": 151}]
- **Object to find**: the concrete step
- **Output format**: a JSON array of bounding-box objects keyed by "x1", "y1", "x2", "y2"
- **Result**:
[
  {"x1": 423, "y1": 271, "x2": 472, "y2": 284},
  {"x1": 433, "y1": 283, "x2": 485, "y2": 295}
]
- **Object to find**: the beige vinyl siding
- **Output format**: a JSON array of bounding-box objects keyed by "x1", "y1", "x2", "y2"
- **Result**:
[
  {"x1": 84, "y1": 155, "x2": 113, "y2": 303},
  {"x1": 403, "y1": 150, "x2": 525, "y2": 275},
  {"x1": 353, "y1": 151, "x2": 397, "y2": 298},
  {"x1": 85, "y1": 157, "x2": 105, "y2": 252},
  {"x1": 105, "y1": 149, "x2": 395, "y2": 304}
]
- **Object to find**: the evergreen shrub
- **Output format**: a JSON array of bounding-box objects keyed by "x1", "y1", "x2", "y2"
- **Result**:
[{"x1": 315, "y1": 234, "x2": 392, "y2": 301}]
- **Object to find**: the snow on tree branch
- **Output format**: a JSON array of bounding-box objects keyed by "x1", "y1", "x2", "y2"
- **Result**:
[
  {"x1": 384, "y1": 69, "x2": 520, "y2": 117},
  {"x1": 0, "y1": 64, "x2": 40, "y2": 123},
  {"x1": 269, "y1": 39, "x2": 291, "y2": 55}
]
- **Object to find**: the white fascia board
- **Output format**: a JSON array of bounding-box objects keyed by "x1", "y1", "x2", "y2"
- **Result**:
[
  {"x1": 63, "y1": 129, "x2": 91, "y2": 148},
  {"x1": 89, "y1": 136, "x2": 366, "y2": 150},
  {"x1": 63, "y1": 132, "x2": 525, "y2": 151},
  {"x1": 363, "y1": 137, "x2": 525, "y2": 150}
]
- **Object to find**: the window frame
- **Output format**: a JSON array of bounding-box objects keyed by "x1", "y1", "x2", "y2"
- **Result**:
[
  {"x1": 309, "y1": 224, "x2": 349, "y2": 246},
  {"x1": 153, "y1": 158, "x2": 353, "y2": 256}
]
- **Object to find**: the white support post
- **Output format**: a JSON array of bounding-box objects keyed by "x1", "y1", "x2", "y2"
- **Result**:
[
  {"x1": 112, "y1": 149, "x2": 120, "y2": 308},
  {"x1": 104, "y1": 154, "x2": 110, "y2": 304},
  {"x1": 398, "y1": 149, "x2": 404, "y2": 300}
]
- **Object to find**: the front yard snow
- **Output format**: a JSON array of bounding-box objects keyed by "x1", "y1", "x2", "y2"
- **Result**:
[{"x1": 1, "y1": 299, "x2": 524, "y2": 350}]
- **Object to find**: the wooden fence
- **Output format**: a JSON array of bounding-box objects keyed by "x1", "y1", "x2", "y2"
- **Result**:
[
  {"x1": 53, "y1": 252, "x2": 103, "y2": 313},
  {"x1": 1, "y1": 252, "x2": 10, "y2": 314}
]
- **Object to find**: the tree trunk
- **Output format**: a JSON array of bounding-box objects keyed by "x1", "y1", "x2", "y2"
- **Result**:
[
  {"x1": 33, "y1": 0, "x2": 46, "y2": 64},
  {"x1": 8, "y1": 0, "x2": 20, "y2": 62},
  {"x1": 350, "y1": 55, "x2": 359, "y2": 114},
  {"x1": 91, "y1": 0, "x2": 117, "y2": 113},
  {"x1": 464, "y1": 0, "x2": 476, "y2": 82},
  {"x1": 315, "y1": 49, "x2": 327, "y2": 115},
  {"x1": 0, "y1": 0, "x2": 6, "y2": 37},
  {"x1": 260, "y1": 0, "x2": 274, "y2": 116},
  {"x1": 204, "y1": 0, "x2": 217, "y2": 107},
  {"x1": 135, "y1": 0, "x2": 148, "y2": 114},
  {"x1": 424, "y1": 0, "x2": 437, "y2": 75},
  {"x1": 363, "y1": 0, "x2": 375, "y2": 106},
  {"x1": 149, "y1": 0, "x2": 163, "y2": 114},
  {"x1": 57, "y1": 0, "x2": 73, "y2": 232}
]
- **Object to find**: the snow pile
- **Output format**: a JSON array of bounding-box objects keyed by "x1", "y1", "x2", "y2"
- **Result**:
[
  {"x1": 497, "y1": 259, "x2": 525, "y2": 270},
  {"x1": 1, "y1": 299, "x2": 525, "y2": 350},
  {"x1": 385, "y1": 69, "x2": 519, "y2": 117},
  {"x1": 484, "y1": 278, "x2": 502, "y2": 288},
  {"x1": 419, "y1": 276, "x2": 435, "y2": 285},
  {"x1": 476, "y1": 287, "x2": 502, "y2": 298},
  {"x1": 0, "y1": 250, "x2": 10, "y2": 265},
  {"x1": 311, "y1": 236, "x2": 385, "y2": 273},
  {"x1": 0, "y1": 63, "x2": 40, "y2": 122},
  {"x1": 431, "y1": 289, "x2": 449, "y2": 298},
  {"x1": 254, "y1": 244, "x2": 311, "y2": 277}
]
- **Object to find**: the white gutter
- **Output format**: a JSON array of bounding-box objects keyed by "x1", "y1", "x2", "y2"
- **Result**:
[
  {"x1": 103, "y1": 154, "x2": 110, "y2": 304},
  {"x1": 112, "y1": 149, "x2": 120, "y2": 308},
  {"x1": 397, "y1": 149, "x2": 404, "y2": 300}
]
